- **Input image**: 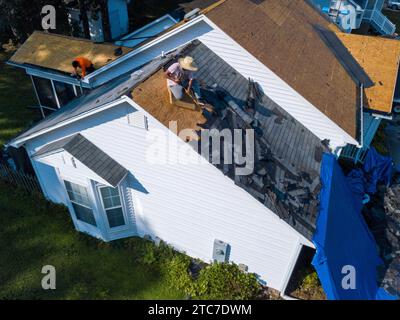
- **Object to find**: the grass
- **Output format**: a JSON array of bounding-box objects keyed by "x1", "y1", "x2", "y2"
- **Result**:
[
  {"x1": 0, "y1": 181, "x2": 184, "y2": 299},
  {"x1": 0, "y1": 51, "x2": 41, "y2": 146}
]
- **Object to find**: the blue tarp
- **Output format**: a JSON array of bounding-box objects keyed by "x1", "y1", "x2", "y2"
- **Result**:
[
  {"x1": 312, "y1": 152, "x2": 397, "y2": 300},
  {"x1": 363, "y1": 147, "x2": 393, "y2": 194}
]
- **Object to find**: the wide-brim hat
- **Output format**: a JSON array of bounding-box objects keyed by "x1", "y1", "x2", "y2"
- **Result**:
[{"x1": 179, "y1": 56, "x2": 198, "y2": 71}]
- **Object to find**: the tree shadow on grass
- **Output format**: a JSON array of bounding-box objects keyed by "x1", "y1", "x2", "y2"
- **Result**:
[{"x1": 0, "y1": 182, "x2": 183, "y2": 300}]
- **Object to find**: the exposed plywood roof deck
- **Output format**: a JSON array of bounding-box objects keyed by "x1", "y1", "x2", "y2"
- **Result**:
[
  {"x1": 132, "y1": 69, "x2": 207, "y2": 139},
  {"x1": 337, "y1": 33, "x2": 400, "y2": 114},
  {"x1": 9, "y1": 31, "x2": 133, "y2": 73}
]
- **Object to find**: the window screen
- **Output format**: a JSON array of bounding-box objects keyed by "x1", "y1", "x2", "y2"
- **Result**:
[
  {"x1": 100, "y1": 186, "x2": 125, "y2": 228},
  {"x1": 32, "y1": 76, "x2": 58, "y2": 108},
  {"x1": 64, "y1": 180, "x2": 96, "y2": 226},
  {"x1": 54, "y1": 81, "x2": 76, "y2": 106}
]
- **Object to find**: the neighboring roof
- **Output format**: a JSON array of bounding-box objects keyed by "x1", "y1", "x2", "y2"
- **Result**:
[
  {"x1": 7, "y1": 49, "x2": 185, "y2": 147},
  {"x1": 205, "y1": 0, "x2": 360, "y2": 139},
  {"x1": 33, "y1": 134, "x2": 128, "y2": 187},
  {"x1": 9, "y1": 31, "x2": 133, "y2": 74},
  {"x1": 336, "y1": 33, "x2": 400, "y2": 114},
  {"x1": 179, "y1": 0, "x2": 222, "y2": 12},
  {"x1": 133, "y1": 41, "x2": 328, "y2": 240},
  {"x1": 315, "y1": 27, "x2": 374, "y2": 88}
]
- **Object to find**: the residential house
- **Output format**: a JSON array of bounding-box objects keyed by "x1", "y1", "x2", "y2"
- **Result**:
[{"x1": 5, "y1": 0, "x2": 400, "y2": 296}]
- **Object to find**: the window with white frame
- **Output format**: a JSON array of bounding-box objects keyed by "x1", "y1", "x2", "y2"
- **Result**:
[
  {"x1": 53, "y1": 80, "x2": 76, "y2": 106},
  {"x1": 99, "y1": 186, "x2": 126, "y2": 228},
  {"x1": 64, "y1": 180, "x2": 97, "y2": 226}
]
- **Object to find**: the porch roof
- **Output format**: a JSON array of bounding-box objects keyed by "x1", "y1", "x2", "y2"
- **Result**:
[
  {"x1": 33, "y1": 134, "x2": 128, "y2": 187},
  {"x1": 9, "y1": 31, "x2": 133, "y2": 74}
]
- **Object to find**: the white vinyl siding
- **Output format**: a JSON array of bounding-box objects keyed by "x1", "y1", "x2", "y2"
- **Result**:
[{"x1": 26, "y1": 99, "x2": 311, "y2": 291}]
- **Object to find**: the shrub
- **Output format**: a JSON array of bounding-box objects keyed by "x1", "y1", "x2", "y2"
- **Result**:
[
  {"x1": 195, "y1": 263, "x2": 261, "y2": 300},
  {"x1": 165, "y1": 259, "x2": 261, "y2": 300},
  {"x1": 165, "y1": 255, "x2": 196, "y2": 296},
  {"x1": 301, "y1": 270, "x2": 321, "y2": 291}
]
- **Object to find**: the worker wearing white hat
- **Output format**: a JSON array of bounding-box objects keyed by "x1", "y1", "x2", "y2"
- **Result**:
[{"x1": 165, "y1": 56, "x2": 205, "y2": 105}]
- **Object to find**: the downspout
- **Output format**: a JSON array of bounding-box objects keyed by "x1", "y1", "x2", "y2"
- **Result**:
[{"x1": 360, "y1": 83, "x2": 364, "y2": 149}]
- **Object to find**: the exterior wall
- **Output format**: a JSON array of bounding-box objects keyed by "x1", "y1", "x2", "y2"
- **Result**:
[{"x1": 25, "y1": 99, "x2": 310, "y2": 291}]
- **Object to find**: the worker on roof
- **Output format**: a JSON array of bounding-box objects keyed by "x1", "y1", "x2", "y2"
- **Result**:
[
  {"x1": 165, "y1": 56, "x2": 205, "y2": 105},
  {"x1": 71, "y1": 57, "x2": 95, "y2": 79}
]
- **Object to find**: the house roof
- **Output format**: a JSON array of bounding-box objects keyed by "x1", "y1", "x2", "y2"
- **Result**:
[
  {"x1": 133, "y1": 40, "x2": 328, "y2": 240},
  {"x1": 205, "y1": 0, "x2": 360, "y2": 139},
  {"x1": 9, "y1": 31, "x2": 133, "y2": 74},
  {"x1": 10, "y1": 37, "x2": 327, "y2": 239},
  {"x1": 336, "y1": 33, "x2": 400, "y2": 114},
  {"x1": 7, "y1": 49, "x2": 185, "y2": 147},
  {"x1": 33, "y1": 134, "x2": 128, "y2": 187}
]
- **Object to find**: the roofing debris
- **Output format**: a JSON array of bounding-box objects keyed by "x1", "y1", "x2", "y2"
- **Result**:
[
  {"x1": 133, "y1": 40, "x2": 329, "y2": 240},
  {"x1": 34, "y1": 134, "x2": 128, "y2": 187},
  {"x1": 9, "y1": 31, "x2": 132, "y2": 74},
  {"x1": 364, "y1": 175, "x2": 400, "y2": 297}
]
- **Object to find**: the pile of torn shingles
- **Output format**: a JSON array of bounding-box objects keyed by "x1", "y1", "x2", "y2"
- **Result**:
[
  {"x1": 182, "y1": 41, "x2": 329, "y2": 240},
  {"x1": 363, "y1": 173, "x2": 400, "y2": 296}
]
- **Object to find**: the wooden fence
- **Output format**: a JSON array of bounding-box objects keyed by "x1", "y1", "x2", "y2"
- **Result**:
[{"x1": 0, "y1": 162, "x2": 42, "y2": 194}]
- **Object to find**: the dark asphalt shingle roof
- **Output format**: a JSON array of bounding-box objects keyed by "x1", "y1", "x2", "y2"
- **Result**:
[
  {"x1": 206, "y1": 0, "x2": 360, "y2": 139},
  {"x1": 314, "y1": 26, "x2": 374, "y2": 88},
  {"x1": 33, "y1": 134, "x2": 128, "y2": 187}
]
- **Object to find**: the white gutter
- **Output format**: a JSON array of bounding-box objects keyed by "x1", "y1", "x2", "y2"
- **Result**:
[
  {"x1": 6, "y1": 61, "x2": 85, "y2": 87},
  {"x1": 82, "y1": 15, "x2": 206, "y2": 84},
  {"x1": 360, "y1": 84, "x2": 364, "y2": 148}
]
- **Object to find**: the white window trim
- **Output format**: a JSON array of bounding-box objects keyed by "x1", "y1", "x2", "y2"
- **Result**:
[
  {"x1": 97, "y1": 184, "x2": 130, "y2": 233},
  {"x1": 30, "y1": 74, "x2": 45, "y2": 118},
  {"x1": 64, "y1": 180, "x2": 97, "y2": 227},
  {"x1": 50, "y1": 79, "x2": 61, "y2": 109},
  {"x1": 31, "y1": 75, "x2": 61, "y2": 114}
]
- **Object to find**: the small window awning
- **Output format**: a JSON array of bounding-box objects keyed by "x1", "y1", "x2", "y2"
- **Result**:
[{"x1": 33, "y1": 134, "x2": 128, "y2": 187}]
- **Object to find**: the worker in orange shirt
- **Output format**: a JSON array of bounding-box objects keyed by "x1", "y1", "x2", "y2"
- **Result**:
[{"x1": 71, "y1": 57, "x2": 95, "y2": 79}]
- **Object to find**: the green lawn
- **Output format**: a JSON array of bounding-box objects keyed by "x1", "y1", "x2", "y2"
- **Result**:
[
  {"x1": 0, "y1": 181, "x2": 184, "y2": 299},
  {"x1": 0, "y1": 52, "x2": 41, "y2": 146}
]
